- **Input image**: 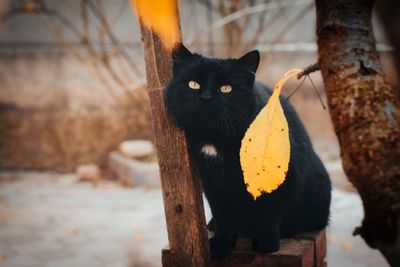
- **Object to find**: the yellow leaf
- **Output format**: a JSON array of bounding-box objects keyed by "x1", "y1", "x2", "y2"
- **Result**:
[
  {"x1": 131, "y1": 0, "x2": 180, "y2": 51},
  {"x1": 240, "y1": 69, "x2": 303, "y2": 199}
]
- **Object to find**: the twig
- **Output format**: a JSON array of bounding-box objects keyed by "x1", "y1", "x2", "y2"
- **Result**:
[
  {"x1": 205, "y1": 0, "x2": 214, "y2": 56},
  {"x1": 287, "y1": 62, "x2": 326, "y2": 110},
  {"x1": 244, "y1": 3, "x2": 270, "y2": 51},
  {"x1": 297, "y1": 62, "x2": 320, "y2": 79},
  {"x1": 84, "y1": 0, "x2": 143, "y2": 77},
  {"x1": 268, "y1": 3, "x2": 314, "y2": 48},
  {"x1": 287, "y1": 76, "x2": 306, "y2": 100},
  {"x1": 94, "y1": 0, "x2": 134, "y2": 84},
  {"x1": 242, "y1": 0, "x2": 255, "y2": 31},
  {"x1": 108, "y1": 0, "x2": 127, "y2": 27},
  {"x1": 2, "y1": 0, "x2": 143, "y2": 107},
  {"x1": 36, "y1": 14, "x2": 125, "y2": 108},
  {"x1": 195, "y1": 0, "x2": 216, "y2": 12},
  {"x1": 36, "y1": 14, "x2": 85, "y2": 63},
  {"x1": 308, "y1": 75, "x2": 327, "y2": 110},
  {"x1": 80, "y1": 0, "x2": 89, "y2": 39}
]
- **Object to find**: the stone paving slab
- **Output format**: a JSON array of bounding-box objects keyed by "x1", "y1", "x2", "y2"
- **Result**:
[{"x1": 0, "y1": 171, "x2": 389, "y2": 267}]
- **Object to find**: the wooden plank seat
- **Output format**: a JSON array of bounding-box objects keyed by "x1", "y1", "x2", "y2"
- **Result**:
[{"x1": 162, "y1": 229, "x2": 327, "y2": 267}]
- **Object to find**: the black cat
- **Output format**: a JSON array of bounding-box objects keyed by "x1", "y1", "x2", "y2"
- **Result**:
[{"x1": 165, "y1": 44, "x2": 331, "y2": 261}]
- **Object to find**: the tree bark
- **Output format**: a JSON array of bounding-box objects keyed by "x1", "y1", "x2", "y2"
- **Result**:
[
  {"x1": 137, "y1": 1, "x2": 210, "y2": 266},
  {"x1": 315, "y1": 0, "x2": 400, "y2": 266}
]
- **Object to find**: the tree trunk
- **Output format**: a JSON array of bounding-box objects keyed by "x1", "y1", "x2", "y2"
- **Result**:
[{"x1": 315, "y1": 0, "x2": 400, "y2": 266}]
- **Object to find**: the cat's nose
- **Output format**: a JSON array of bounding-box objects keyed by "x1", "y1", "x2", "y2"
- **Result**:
[{"x1": 200, "y1": 91, "x2": 213, "y2": 100}]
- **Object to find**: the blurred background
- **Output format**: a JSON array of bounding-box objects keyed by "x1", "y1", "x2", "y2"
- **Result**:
[{"x1": 0, "y1": 0, "x2": 397, "y2": 266}]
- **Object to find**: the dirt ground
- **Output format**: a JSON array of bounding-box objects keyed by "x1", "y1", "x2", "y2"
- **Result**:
[{"x1": 0, "y1": 170, "x2": 388, "y2": 267}]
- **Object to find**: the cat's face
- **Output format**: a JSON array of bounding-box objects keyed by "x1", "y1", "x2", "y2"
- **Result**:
[{"x1": 165, "y1": 44, "x2": 260, "y2": 138}]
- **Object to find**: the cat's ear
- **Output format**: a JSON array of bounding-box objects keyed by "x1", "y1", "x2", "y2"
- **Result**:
[
  {"x1": 172, "y1": 43, "x2": 193, "y2": 73},
  {"x1": 237, "y1": 50, "x2": 260, "y2": 73},
  {"x1": 172, "y1": 43, "x2": 193, "y2": 62}
]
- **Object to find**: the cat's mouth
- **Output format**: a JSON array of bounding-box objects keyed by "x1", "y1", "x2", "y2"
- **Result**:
[
  {"x1": 198, "y1": 104, "x2": 224, "y2": 120},
  {"x1": 181, "y1": 104, "x2": 223, "y2": 127}
]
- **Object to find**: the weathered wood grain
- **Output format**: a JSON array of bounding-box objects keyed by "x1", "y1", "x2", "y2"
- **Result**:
[
  {"x1": 297, "y1": 230, "x2": 326, "y2": 267},
  {"x1": 137, "y1": 1, "x2": 210, "y2": 266},
  {"x1": 163, "y1": 230, "x2": 328, "y2": 267}
]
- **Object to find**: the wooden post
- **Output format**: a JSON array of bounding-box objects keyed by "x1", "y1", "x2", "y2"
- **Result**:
[{"x1": 137, "y1": 1, "x2": 210, "y2": 266}]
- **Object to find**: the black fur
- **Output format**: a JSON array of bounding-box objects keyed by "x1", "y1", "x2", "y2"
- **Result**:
[{"x1": 165, "y1": 44, "x2": 331, "y2": 261}]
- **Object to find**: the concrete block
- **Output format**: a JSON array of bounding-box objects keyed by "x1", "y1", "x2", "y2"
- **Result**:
[
  {"x1": 108, "y1": 151, "x2": 160, "y2": 187},
  {"x1": 118, "y1": 140, "x2": 154, "y2": 159}
]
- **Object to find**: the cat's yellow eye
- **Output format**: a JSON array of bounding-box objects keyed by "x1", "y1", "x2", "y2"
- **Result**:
[
  {"x1": 188, "y1": 80, "x2": 200, "y2": 90},
  {"x1": 220, "y1": 85, "x2": 232, "y2": 93}
]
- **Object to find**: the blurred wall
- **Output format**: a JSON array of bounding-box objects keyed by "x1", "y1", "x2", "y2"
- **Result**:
[
  {"x1": 0, "y1": 0, "x2": 396, "y2": 171},
  {"x1": 0, "y1": 51, "x2": 152, "y2": 171}
]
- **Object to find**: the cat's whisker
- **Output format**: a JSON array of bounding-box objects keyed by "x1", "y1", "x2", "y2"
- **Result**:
[
  {"x1": 221, "y1": 116, "x2": 233, "y2": 139},
  {"x1": 223, "y1": 112, "x2": 245, "y2": 141},
  {"x1": 221, "y1": 113, "x2": 237, "y2": 140},
  {"x1": 224, "y1": 110, "x2": 246, "y2": 130},
  {"x1": 225, "y1": 116, "x2": 239, "y2": 136},
  {"x1": 217, "y1": 113, "x2": 227, "y2": 135}
]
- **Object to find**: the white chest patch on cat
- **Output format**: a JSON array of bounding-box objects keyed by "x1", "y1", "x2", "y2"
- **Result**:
[{"x1": 201, "y1": 144, "x2": 218, "y2": 157}]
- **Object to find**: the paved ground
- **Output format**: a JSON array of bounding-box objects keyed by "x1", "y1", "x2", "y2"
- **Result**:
[{"x1": 0, "y1": 171, "x2": 389, "y2": 267}]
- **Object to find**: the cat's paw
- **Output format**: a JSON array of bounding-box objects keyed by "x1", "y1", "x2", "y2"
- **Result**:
[
  {"x1": 209, "y1": 236, "x2": 235, "y2": 261},
  {"x1": 252, "y1": 238, "x2": 279, "y2": 254}
]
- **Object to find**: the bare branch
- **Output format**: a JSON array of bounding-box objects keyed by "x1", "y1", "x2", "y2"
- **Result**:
[
  {"x1": 297, "y1": 62, "x2": 320, "y2": 79},
  {"x1": 268, "y1": 3, "x2": 314, "y2": 50},
  {"x1": 185, "y1": 0, "x2": 313, "y2": 46},
  {"x1": 84, "y1": 0, "x2": 143, "y2": 77}
]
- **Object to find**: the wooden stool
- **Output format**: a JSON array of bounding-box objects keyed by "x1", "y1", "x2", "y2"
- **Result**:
[{"x1": 162, "y1": 229, "x2": 327, "y2": 267}]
